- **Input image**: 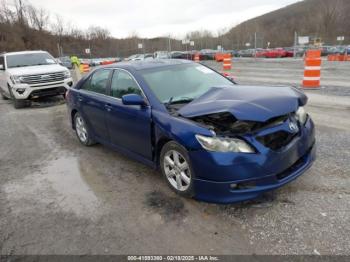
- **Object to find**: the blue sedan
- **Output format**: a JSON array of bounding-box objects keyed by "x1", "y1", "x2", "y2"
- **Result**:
[{"x1": 66, "y1": 59, "x2": 316, "y2": 204}]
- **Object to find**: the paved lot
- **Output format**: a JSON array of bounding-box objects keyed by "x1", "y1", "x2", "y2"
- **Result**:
[{"x1": 0, "y1": 59, "x2": 349, "y2": 255}]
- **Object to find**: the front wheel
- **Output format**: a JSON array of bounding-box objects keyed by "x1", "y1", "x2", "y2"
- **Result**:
[
  {"x1": 74, "y1": 112, "x2": 95, "y2": 146},
  {"x1": 9, "y1": 87, "x2": 29, "y2": 108},
  {"x1": 1, "y1": 90, "x2": 9, "y2": 100},
  {"x1": 160, "y1": 141, "x2": 194, "y2": 198},
  {"x1": 13, "y1": 98, "x2": 28, "y2": 109}
]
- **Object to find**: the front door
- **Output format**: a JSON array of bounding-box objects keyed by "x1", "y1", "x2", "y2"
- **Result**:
[{"x1": 105, "y1": 69, "x2": 153, "y2": 159}]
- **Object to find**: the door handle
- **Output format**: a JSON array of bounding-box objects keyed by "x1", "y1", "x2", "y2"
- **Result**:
[
  {"x1": 105, "y1": 104, "x2": 112, "y2": 112},
  {"x1": 77, "y1": 95, "x2": 83, "y2": 102}
]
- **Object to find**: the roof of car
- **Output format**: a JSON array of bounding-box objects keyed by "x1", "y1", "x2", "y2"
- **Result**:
[
  {"x1": 105, "y1": 59, "x2": 192, "y2": 71},
  {"x1": 2, "y1": 50, "x2": 48, "y2": 56}
]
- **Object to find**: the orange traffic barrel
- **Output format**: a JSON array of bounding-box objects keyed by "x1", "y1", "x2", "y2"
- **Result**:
[
  {"x1": 302, "y1": 50, "x2": 321, "y2": 89},
  {"x1": 215, "y1": 53, "x2": 225, "y2": 62},
  {"x1": 327, "y1": 55, "x2": 336, "y2": 61},
  {"x1": 223, "y1": 53, "x2": 232, "y2": 71},
  {"x1": 194, "y1": 53, "x2": 200, "y2": 62},
  {"x1": 80, "y1": 64, "x2": 90, "y2": 73}
]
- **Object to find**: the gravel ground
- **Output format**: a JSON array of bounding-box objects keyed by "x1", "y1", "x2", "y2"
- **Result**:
[{"x1": 0, "y1": 60, "x2": 349, "y2": 255}]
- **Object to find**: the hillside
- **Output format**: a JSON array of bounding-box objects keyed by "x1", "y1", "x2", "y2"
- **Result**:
[
  {"x1": 0, "y1": 0, "x2": 349, "y2": 57},
  {"x1": 224, "y1": 0, "x2": 350, "y2": 49}
]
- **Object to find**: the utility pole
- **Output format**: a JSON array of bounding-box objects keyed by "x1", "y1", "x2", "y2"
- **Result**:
[
  {"x1": 294, "y1": 31, "x2": 298, "y2": 58},
  {"x1": 254, "y1": 32, "x2": 257, "y2": 58},
  {"x1": 57, "y1": 43, "x2": 60, "y2": 57},
  {"x1": 168, "y1": 35, "x2": 171, "y2": 53}
]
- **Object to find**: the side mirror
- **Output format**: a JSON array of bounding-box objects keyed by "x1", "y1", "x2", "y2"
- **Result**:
[
  {"x1": 122, "y1": 94, "x2": 147, "y2": 106},
  {"x1": 0, "y1": 64, "x2": 4, "y2": 70}
]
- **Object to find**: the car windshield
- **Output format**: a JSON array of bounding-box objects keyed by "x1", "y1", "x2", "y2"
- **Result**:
[
  {"x1": 140, "y1": 64, "x2": 234, "y2": 104},
  {"x1": 60, "y1": 57, "x2": 70, "y2": 62},
  {"x1": 6, "y1": 52, "x2": 57, "y2": 68}
]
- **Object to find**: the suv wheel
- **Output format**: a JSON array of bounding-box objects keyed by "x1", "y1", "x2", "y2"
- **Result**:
[
  {"x1": 74, "y1": 112, "x2": 95, "y2": 146},
  {"x1": 160, "y1": 141, "x2": 194, "y2": 198},
  {"x1": 13, "y1": 98, "x2": 27, "y2": 109},
  {"x1": 8, "y1": 87, "x2": 28, "y2": 109},
  {"x1": 1, "y1": 90, "x2": 9, "y2": 100}
]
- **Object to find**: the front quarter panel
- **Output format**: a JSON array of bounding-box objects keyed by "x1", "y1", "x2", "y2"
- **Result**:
[{"x1": 152, "y1": 110, "x2": 212, "y2": 150}]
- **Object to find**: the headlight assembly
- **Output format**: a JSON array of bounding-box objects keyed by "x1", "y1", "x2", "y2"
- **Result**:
[
  {"x1": 295, "y1": 106, "x2": 308, "y2": 125},
  {"x1": 10, "y1": 75, "x2": 21, "y2": 84},
  {"x1": 63, "y1": 70, "x2": 71, "y2": 79},
  {"x1": 195, "y1": 134, "x2": 255, "y2": 153}
]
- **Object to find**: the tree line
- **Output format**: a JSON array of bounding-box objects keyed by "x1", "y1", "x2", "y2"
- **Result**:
[{"x1": 0, "y1": 0, "x2": 348, "y2": 58}]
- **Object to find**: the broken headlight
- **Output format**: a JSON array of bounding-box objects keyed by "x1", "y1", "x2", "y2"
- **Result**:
[
  {"x1": 195, "y1": 134, "x2": 255, "y2": 153},
  {"x1": 295, "y1": 107, "x2": 307, "y2": 125}
]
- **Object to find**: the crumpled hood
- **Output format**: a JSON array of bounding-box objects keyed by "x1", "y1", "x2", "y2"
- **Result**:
[
  {"x1": 6, "y1": 64, "x2": 68, "y2": 76},
  {"x1": 178, "y1": 85, "x2": 307, "y2": 122}
]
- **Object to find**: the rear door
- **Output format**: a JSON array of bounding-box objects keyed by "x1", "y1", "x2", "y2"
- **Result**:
[
  {"x1": 76, "y1": 69, "x2": 112, "y2": 142},
  {"x1": 104, "y1": 69, "x2": 153, "y2": 159}
]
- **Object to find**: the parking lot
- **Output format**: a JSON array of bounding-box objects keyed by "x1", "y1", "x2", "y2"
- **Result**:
[{"x1": 0, "y1": 58, "x2": 349, "y2": 255}]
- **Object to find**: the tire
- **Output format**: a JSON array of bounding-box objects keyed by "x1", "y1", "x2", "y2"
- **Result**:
[
  {"x1": 13, "y1": 98, "x2": 27, "y2": 109},
  {"x1": 1, "y1": 93, "x2": 9, "y2": 100},
  {"x1": 160, "y1": 141, "x2": 195, "y2": 198},
  {"x1": 1, "y1": 89, "x2": 9, "y2": 100},
  {"x1": 8, "y1": 86, "x2": 28, "y2": 109},
  {"x1": 74, "y1": 112, "x2": 95, "y2": 146}
]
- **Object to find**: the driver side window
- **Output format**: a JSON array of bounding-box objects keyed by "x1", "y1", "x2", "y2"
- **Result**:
[{"x1": 110, "y1": 70, "x2": 142, "y2": 99}]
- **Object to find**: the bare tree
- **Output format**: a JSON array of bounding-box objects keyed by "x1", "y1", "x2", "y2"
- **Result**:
[
  {"x1": 318, "y1": 0, "x2": 343, "y2": 40},
  {"x1": 27, "y1": 4, "x2": 49, "y2": 31}
]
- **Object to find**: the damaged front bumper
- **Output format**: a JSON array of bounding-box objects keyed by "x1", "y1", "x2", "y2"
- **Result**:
[{"x1": 189, "y1": 117, "x2": 316, "y2": 204}]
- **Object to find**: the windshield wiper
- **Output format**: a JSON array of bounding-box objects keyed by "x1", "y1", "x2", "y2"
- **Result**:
[{"x1": 164, "y1": 97, "x2": 194, "y2": 108}]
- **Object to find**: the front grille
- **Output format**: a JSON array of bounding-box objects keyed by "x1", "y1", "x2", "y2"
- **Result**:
[
  {"x1": 257, "y1": 131, "x2": 297, "y2": 150},
  {"x1": 20, "y1": 72, "x2": 65, "y2": 84}
]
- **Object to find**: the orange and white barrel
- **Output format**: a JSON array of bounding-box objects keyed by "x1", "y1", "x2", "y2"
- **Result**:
[
  {"x1": 223, "y1": 54, "x2": 232, "y2": 71},
  {"x1": 80, "y1": 64, "x2": 90, "y2": 73},
  {"x1": 303, "y1": 50, "x2": 321, "y2": 89}
]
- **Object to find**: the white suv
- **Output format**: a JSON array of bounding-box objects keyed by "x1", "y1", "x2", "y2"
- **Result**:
[{"x1": 0, "y1": 50, "x2": 73, "y2": 108}]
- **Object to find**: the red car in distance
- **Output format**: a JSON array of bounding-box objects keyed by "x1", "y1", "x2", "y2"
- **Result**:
[{"x1": 256, "y1": 48, "x2": 288, "y2": 58}]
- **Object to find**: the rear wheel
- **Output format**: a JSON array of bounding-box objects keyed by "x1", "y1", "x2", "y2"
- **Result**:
[
  {"x1": 160, "y1": 141, "x2": 194, "y2": 197},
  {"x1": 74, "y1": 112, "x2": 95, "y2": 146}
]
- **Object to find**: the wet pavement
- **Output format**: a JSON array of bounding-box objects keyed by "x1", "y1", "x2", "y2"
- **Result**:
[{"x1": 0, "y1": 61, "x2": 350, "y2": 255}]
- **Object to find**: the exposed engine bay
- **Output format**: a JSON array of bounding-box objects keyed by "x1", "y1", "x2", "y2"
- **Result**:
[{"x1": 190, "y1": 112, "x2": 289, "y2": 135}]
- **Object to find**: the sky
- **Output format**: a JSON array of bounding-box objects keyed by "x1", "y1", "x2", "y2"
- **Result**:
[{"x1": 30, "y1": 0, "x2": 301, "y2": 39}]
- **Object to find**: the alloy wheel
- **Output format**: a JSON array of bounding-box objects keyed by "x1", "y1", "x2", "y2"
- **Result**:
[
  {"x1": 163, "y1": 150, "x2": 191, "y2": 191},
  {"x1": 75, "y1": 115, "x2": 88, "y2": 143}
]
